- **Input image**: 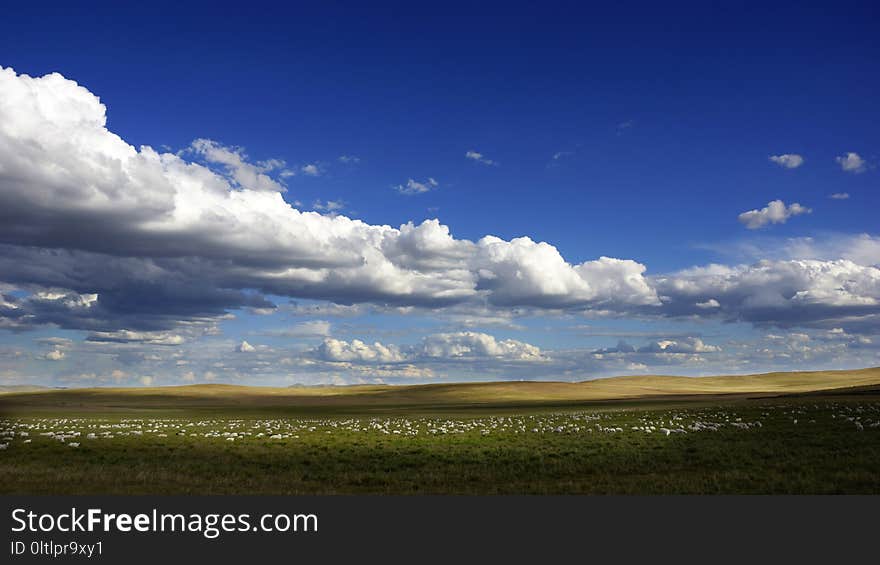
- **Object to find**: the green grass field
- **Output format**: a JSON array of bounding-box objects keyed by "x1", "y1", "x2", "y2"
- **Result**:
[{"x1": 2, "y1": 368, "x2": 879, "y2": 494}]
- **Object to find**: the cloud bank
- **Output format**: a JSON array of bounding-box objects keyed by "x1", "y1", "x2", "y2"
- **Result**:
[
  {"x1": 1, "y1": 65, "x2": 879, "y2": 384},
  {"x1": 0, "y1": 66, "x2": 664, "y2": 332},
  {"x1": 311, "y1": 331, "x2": 545, "y2": 364}
]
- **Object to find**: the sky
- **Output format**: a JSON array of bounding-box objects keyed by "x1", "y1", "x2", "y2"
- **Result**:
[{"x1": 0, "y1": 1, "x2": 878, "y2": 387}]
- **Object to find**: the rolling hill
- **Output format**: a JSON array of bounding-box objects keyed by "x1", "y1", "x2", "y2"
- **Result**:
[{"x1": 1, "y1": 367, "x2": 878, "y2": 415}]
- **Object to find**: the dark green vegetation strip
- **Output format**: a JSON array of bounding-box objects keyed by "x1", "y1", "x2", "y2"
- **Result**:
[{"x1": 2, "y1": 392, "x2": 878, "y2": 494}]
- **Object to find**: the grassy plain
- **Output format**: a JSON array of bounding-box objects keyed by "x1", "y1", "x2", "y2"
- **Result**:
[{"x1": 1, "y1": 368, "x2": 879, "y2": 494}]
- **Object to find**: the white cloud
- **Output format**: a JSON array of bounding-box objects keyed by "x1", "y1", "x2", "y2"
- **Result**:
[
  {"x1": 475, "y1": 236, "x2": 660, "y2": 308},
  {"x1": 714, "y1": 234, "x2": 880, "y2": 268},
  {"x1": 0, "y1": 67, "x2": 660, "y2": 319},
  {"x1": 780, "y1": 234, "x2": 880, "y2": 266},
  {"x1": 768, "y1": 154, "x2": 804, "y2": 169},
  {"x1": 236, "y1": 340, "x2": 256, "y2": 353},
  {"x1": 738, "y1": 200, "x2": 811, "y2": 229},
  {"x1": 653, "y1": 258, "x2": 880, "y2": 330},
  {"x1": 1, "y1": 66, "x2": 878, "y2": 353},
  {"x1": 637, "y1": 337, "x2": 721, "y2": 354},
  {"x1": 0, "y1": 69, "x2": 657, "y2": 318},
  {"x1": 301, "y1": 163, "x2": 321, "y2": 176},
  {"x1": 190, "y1": 138, "x2": 290, "y2": 192},
  {"x1": 418, "y1": 331, "x2": 545, "y2": 361},
  {"x1": 836, "y1": 152, "x2": 866, "y2": 173},
  {"x1": 337, "y1": 155, "x2": 360, "y2": 164},
  {"x1": 86, "y1": 330, "x2": 185, "y2": 346},
  {"x1": 311, "y1": 331, "x2": 545, "y2": 363},
  {"x1": 829, "y1": 192, "x2": 850, "y2": 200},
  {"x1": 395, "y1": 177, "x2": 439, "y2": 194},
  {"x1": 592, "y1": 336, "x2": 721, "y2": 355},
  {"x1": 465, "y1": 150, "x2": 497, "y2": 166},
  {"x1": 44, "y1": 349, "x2": 66, "y2": 361},
  {"x1": 314, "y1": 338, "x2": 405, "y2": 363},
  {"x1": 34, "y1": 291, "x2": 98, "y2": 309}
]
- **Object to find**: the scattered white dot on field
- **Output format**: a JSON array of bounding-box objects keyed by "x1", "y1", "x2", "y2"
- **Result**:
[{"x1": 0, "y1": 402, "x2": 877, "y2": 453}]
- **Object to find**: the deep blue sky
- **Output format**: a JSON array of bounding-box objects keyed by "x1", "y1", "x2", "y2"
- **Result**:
[
  {"x1": 4, "y1": 1, "x2": 877, "y2": 269},
  {"x1": 1, "y1": 1, "x2": 878, "y2": 385}
]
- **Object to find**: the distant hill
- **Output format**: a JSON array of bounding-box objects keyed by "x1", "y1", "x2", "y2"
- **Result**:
[
  {"x1": 0, "y1": 367, "x2": 878, "y2": 415},
  {"x1": 0, "y1": 385, "x2": 49, "y2": 394}
]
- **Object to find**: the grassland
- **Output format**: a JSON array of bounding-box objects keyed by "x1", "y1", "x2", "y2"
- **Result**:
[{"x1": 1, "y1": 368, "x2": 879, "y2": 494}]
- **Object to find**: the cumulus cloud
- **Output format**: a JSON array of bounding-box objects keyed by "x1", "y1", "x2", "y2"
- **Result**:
[
  {"x1": 314, "y1": 338, "x2": 405, "y2": 363},
  {"x1": 836, "y1": 152, "x2": 866, "y2": 173},
  {"x1": 779, "y1": 234, "x2": 880, "y2": 267},
  {"x1": 311, "y1": 332, "x2": 545, "y2": 364},
  {"x1": 417, "y1": 332, "x2": 545, "y2": 361},
  {"x1": 465, "y1": 150, "x2": 497, "y2": 166},
  {"x1": 768, "y1": 154, "x2": 804, "y2": 169},
  {"x1": 1, "y1": 65, "x2": 879, "y2": 364},
  {"x1": 0, "y1": 67, "x2": 661, "y2": 334},
  {"x1": 236, "y1": 340, "x2": 256, "y2": 353},
  {"x1": 637, "y1": 337, "x2": 721, "y2": 354},
  {"x1": 592, "y1": 340, "x2": 636, "y2": 354},
  {"x1": 474, "y1": 237, "x2": 659, "y2": 308},
  {"x1": 43, "y1": 349, "x2": 66, "y2": 361},
  {"x1": 395, "y1": 177, "x2": 439, "y2": 194},
  {"x1": 592, "y1": 337, "x2": 720, "y2": 355},
  {"x1": 714, "y1": 234, "x2": 880, "y2": 269},
  {"x1": 738, "y1": 200, "x2": 811, "y2": 229},
  {"x1": 653, "y1": 259, "x2": 880, "y2": 331}
]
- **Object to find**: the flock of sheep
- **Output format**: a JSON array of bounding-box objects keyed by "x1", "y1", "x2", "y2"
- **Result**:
[{"x1": 0, "y1": 402, "x2": 877, "y2": 451}]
